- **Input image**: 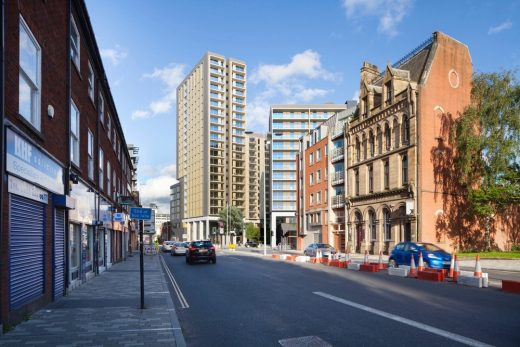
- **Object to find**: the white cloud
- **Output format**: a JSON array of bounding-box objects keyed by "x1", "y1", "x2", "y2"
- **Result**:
[
  {"x1": 100, "y1": 45, "x2": 128, "y2": 66},
  {"x1": 138, "y1": 164, "x2": 177, "y2": 214},
  {"x1": 342, "y1": 0, "x2": 413, "y2": 37},
  {"x1": 247, "y1": 50, "x2": 339, "y2": 132},
  {"x1": 488, "y1": 21, "x2": 513, "y2": 35},
  {"x1": 132, "y1": 64, "x2": 186, "y2": 120},
  {"x1": 251, "y1": 50, "x2": 337, "y2": 85}
]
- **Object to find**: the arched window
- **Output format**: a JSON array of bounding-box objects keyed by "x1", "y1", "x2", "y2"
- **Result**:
[
  {"x1": 403, "y1": 114, "x2": 410, "y2": 144},
  {"x1": 377, "y1": 126, "x2": 382, "y2": 155},
  {"x1": 384, "y1": 123, "x2": 391, "y2": 151},
  {"x1": 383, "y1": 209, "x2": 391, "y2": 240},
  {"x1": 369, "y1": 131, "x2": 375, "y2": 157},
  {"x1": 393, "y1": 119, "x2": 400, "y2": 148},
  {"x1": 369, "y1": 210, "x2": 376, "y2": 240}
]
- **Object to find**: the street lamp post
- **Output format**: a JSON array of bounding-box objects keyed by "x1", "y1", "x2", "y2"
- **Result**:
[{"x1": 263, "y1": 170, "x2": 267, "y2": 256}]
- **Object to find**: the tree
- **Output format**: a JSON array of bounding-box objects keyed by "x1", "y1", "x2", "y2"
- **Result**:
[
  {"x1": 245, "y1": 223, "x2": 260, "y2": 242},
  {"x1": 453, "y1": 70, "x2": 520, "y2": 250},
  {"x1": 218, "y1": 205, "x2": 244, "y2": 236}
]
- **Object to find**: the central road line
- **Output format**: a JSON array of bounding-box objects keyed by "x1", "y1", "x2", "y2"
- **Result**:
[
  {"x1": 313, "y1": 292, "x2": 494, "y2": 347},
  {"x1": 160, "y1": 256, "x2": 189, "y2": 309}
]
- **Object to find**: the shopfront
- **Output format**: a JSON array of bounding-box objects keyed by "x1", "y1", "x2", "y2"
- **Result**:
[{"x1": 5, "y1": 128, "x2": 65, "y2": 311}]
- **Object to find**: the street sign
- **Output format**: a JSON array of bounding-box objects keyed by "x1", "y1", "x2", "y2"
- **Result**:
[
  {"x1": 113, "y1": 213, "x2": 125, "y2": 222},
  {"x1": 130, "y1": 207, "x2": 152, "y2": 220},
  {"x1": 118, "y1": 195, "x2": 136, "y2": 206}
]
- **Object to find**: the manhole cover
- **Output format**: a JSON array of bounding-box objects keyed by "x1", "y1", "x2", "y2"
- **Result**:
[{"x1": 279, "y1": 336, "x2": 332, "y2": 347}]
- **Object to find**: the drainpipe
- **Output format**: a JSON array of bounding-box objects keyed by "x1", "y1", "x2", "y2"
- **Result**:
[
  {"x1": 64, "y1": 0, "x2": 72, "y2": 291},
  {"x1": 0, "y1": 0, "x2": 5, "y2": 330},
  {"x1": 415, "y1": 89, "x2": 420, "y2": 242}
]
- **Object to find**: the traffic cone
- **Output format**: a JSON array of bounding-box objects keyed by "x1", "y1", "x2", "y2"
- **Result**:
[
  {"x1": 453, "y1": 255, "x2": 460, "y2": 282},
  {"x1": 364, "y1": 250, "x2": 369, "y2": 264},
  {"x1": 378, "y1": 251, "x2": 384, "y2": 270},
  {"x1": 418, "y1": 252, "x2": 425, "y2": 272},
  {"x1": 448, "y1": 253, "x2": 455, "y2": 278},
  {"x1": 409, "y1": 254, "x2": 417, "y2": 278},
  {"x1": 474, "y1": 254, "x2": 482, "y2": 278}
]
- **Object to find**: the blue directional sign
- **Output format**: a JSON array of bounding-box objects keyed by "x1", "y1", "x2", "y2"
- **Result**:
[{"x1": 130, "y1": 207, "x2": 152, "y2": 220}]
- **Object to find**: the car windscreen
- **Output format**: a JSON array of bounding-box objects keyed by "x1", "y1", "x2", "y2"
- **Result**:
[
  {"x1": 174, "y1": 242, "x2": 185, "y2": 247},
  {"x1": 191, "y1": 241, "x2": 213, "y2": 248},
  {"x1": 316, "y1": 243, "x2": 332, "y2": 248},
  {"x1": 418, "y1": 243, "x2": 443, "y2": 252}
]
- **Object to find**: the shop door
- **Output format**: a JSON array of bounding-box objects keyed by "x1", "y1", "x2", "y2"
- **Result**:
[
  {"x1": 69, "y1": 224, "x2": 81, "y2": 286},
  {"x1": 9, "y1": 195, "x2": 45, "y2": 310},
  {"x1": 53, "y1": 209, "x2": 66, "y2": 301}
]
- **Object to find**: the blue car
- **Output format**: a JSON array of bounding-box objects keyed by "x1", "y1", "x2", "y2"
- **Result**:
[{"x1": 388, "y1": 242, "x2": 451, "y2": 269}]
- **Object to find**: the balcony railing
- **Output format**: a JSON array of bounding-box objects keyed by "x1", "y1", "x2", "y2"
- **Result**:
[
  {"x1": 331, "y1": 171, "x2": 344, "y2": 185},
  {"x1": 331, "y1": 147, "x2": 344, "y2": 162},
  {"x1": 331, "y1": 194, "x2": 345, "y2": 208}
]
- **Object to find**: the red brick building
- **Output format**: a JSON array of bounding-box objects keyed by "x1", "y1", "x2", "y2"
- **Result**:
[{"x1": 0, "y1": 0, "x2": 136, "y2": 326}]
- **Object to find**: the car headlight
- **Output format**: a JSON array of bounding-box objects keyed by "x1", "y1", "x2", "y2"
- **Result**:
[{"x1": 427, "y1": 254, "x2": 439, "y2": 259}]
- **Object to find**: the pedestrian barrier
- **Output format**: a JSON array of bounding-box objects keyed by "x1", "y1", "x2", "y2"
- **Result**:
[
  {"x1": 502, "y1": 280, "x2": 520, "y2": 294},
  {"x1": 417, "y1": 270, "x2": 445, "y2": 282},
  {"x1": 359, "y1": 264, "x2": 379, "y2": 272}
]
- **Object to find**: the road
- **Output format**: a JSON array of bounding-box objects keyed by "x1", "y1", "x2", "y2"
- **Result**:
[{"x1": 161, "y1": 251, "x2": 520, "y2": 347}]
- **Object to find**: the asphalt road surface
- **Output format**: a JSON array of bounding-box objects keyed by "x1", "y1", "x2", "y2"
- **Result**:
[{"x1": 161, "y1": 251, "x2": 520, "y2": 347}]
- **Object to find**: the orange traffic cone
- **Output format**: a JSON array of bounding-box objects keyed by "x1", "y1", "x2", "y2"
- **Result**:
[
  {"x1": 418, "y1": 252, "x2": 425, "y2": 272},
  {"x1": 474, "y1": 254, "x2": 482, "y2": 278},
  {"x1": 364, "y1": 250, "x2": 369, "y2": 264},
  {"x1": 409, "y1": 254, "x2": 417, "y2": 278},
  {"x1": 453, "y1": 255, "x2": 460, "y2": 282},
  {"x1": 378, "y1": 251, "x2": 384, "y2": 270},
  {"x1": 448, "y1": 253, "x2": 455, "y2": 278}
]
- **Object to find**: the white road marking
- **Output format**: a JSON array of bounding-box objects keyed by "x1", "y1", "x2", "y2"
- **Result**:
[
  {"x1": 226, "y1": 256, "x2": 243, "y2": 261},
  {"x1": 313, "y1": 292, "x2": 494, "y2": 347},
  {"x1": 160, "y1": 256, "x2": 190, "y2": 308}
]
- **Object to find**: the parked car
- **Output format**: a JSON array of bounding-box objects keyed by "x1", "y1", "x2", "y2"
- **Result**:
[
  {"x1": 171, "y1": 242, "x2": 188, "y2": 256},
  {"x1": 303, "y1": 243, "x2": 336, "y2": 258},
  {"x1": 245, "y1": 241, "x2": 258, "y2": 248},
  {"x1": 388, "y1": 242, "x2": 452, "y2": 269},
  {"x1": 186, "y1": 240, "x2": 217, "y2": 264},
  {"x1": 162, "y1": 241, "x2": 175, "y2": 253}
]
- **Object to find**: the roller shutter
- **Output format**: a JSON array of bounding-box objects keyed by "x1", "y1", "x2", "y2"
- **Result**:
[
  {"x1": 53, "y1": 209, "x2": 66, "y2": 300},
  {"x1": 9, "y1": 195, "x2": 45, "y2": 310}
]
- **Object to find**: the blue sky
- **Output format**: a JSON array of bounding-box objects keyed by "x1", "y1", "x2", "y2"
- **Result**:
[{"x1": 85, "y1": 0, "x2": 519, "y2": 212}]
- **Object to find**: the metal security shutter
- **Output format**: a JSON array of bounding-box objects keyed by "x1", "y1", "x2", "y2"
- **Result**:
[
  {"x1": 53, "y1": 209, "x2": 66, "y2": 300},
  {"x1": 9, "y1": 195, "x2": 45, "y2": 310}
]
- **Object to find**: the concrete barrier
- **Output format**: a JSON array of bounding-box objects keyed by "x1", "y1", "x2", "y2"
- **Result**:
[
  {"x1": 295, "y1": 256, "x2": 310, "y2": 263},
  {"x1": 348, "y1": 263, "x2": 360, "y2": 271},
  {"x1": 458, "y1": 275, "x2": 483, "y2": 288},
  {"x1": 388, "y1": 267, "x2": 409, "y2": 277}
]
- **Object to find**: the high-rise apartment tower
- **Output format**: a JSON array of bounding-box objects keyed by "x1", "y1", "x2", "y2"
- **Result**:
[{"x1": 177, "y1": 52, "x2": 247, "y2": 241}]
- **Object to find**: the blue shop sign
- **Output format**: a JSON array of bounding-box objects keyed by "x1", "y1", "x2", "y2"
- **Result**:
[
  {"x1": 6, "y1": 128, "x2": 64, "y2": 194},
  {"x1": 130, "y1": 207, "x2": 152, "y2": 220}
]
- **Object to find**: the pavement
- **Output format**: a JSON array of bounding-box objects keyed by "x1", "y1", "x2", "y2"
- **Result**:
[{"x1": 0, "y1": 253, "x2": 186, "y2": 347}]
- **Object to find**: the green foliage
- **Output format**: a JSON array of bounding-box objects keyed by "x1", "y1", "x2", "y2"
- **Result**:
[
  {"x1": 453, "y1": 70, "x2": 520, "y2": 250},
  {"x1": 218, "y1": 205, "x2": 244, "y2": 235},
  {"x1": 454, "y1": 70, "x2": 520, "y2": 205},
  {"x1": 245, "y1": 223, "x2": 260, "y2": 241}
]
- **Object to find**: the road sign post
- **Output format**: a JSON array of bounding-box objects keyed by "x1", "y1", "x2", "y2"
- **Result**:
[{"x1": 130, "y1": 208, "x2": 152, "y2": 310}]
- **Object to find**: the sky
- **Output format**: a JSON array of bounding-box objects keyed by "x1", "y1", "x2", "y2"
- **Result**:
[{"x1": 85, "y1": 0, "x2": 519, "y2": 213}]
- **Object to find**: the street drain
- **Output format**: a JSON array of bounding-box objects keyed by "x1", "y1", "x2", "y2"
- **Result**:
[{"x1": 279, "y1": 336, "x2": 332, "y2": 347}]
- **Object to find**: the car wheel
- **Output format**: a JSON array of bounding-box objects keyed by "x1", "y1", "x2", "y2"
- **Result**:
[
  {"x1": 388, "y1": 259, "x2": 397, "y2": 268},
  {"x1": 212, "y1": 258, "x2": 217, "y2": 264}
]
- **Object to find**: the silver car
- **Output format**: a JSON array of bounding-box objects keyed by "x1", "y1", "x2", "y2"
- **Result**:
[
  {"x1": 163, "y1": 241, "x2": 175, "y2": 253},
  {"x1": 171, "y1": 242, "x2": 188, "y2": 256},
  {"x1": 303, "y1": 243, "x2": 336, "y2": 257}
]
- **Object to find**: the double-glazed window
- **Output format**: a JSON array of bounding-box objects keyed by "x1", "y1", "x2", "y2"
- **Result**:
[
  {"x1": 88, "y1": 61, "x2": 94, "y2": 101},
  {"x1": 383, "y1": 209, "x2": 391, "y2": 240},
  {"x1": 369, "y1": 131, "x2": 375, "y2": 157},
  {"x1": 385, "y1": 123, "x2": 391, "y2": 151},
  {"x1": 19, "y1": 17, "x2": 41, "y2": 130},
  {"x1": 70, "y1": 100, "x2": 80, "y2": 165},
  {"x1": 369, "y1": 210, "x2": 376, "y2": 240},
  {"x1": 354, "y1": 169, "x2": 360, "y2": 196},
  {"x1": 107, "y1": 161, "x2": 111, "y2": 196},
  {"x1": 402, "y1": 154, "x2": 409, "y2": 185},
  {"x1": 368, "y1": 165, "x2": 373, "y2": 193},
  {"x1": 99, "y1": 94, "x2": 104, "y2": 125},
  {"x1": 402, "y1": 115, "x2": 410, "y2": 144},
  {"x1": 88, "y1": 130, "x2": 94, "y2": 180},
  {"x1": 71, "y1": 17, "x2": 80, "y2": 70},
  {"x1": 107, "y1": 114, "x2": 112, "y2": 141},
  {"x1": 384, "y1": 160, "x2": 389, "y2": 190},
  {"x1": 99, "y1": 149, "x2": 104, "y2": 190}
]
